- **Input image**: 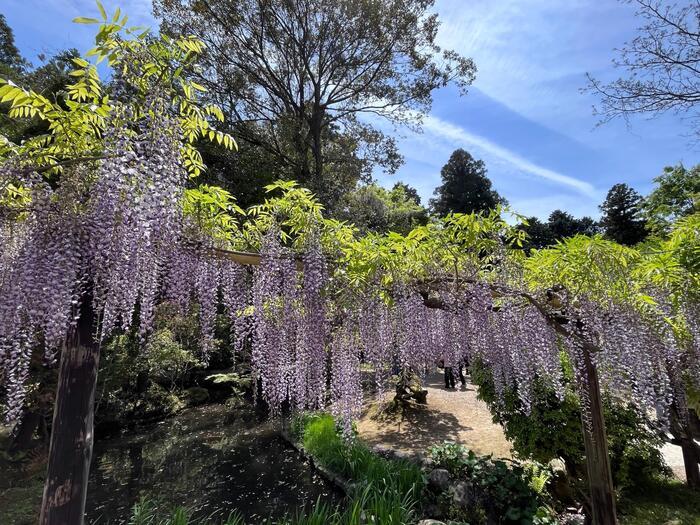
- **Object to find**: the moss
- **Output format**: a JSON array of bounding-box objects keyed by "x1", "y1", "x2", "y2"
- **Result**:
[
  {"x1": 184, "y1": 386, "x2": 210, "y2": 406},
  {"x1": 0, "y1": 483, "x2": 44, "y2": 525}
]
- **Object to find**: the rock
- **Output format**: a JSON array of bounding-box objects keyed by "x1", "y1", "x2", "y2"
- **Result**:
[
  {"x1": 560, "y1": 512, "x2": 585, "y2": 525},
  {"x1": 417, "y1": 520, "x2": 446, "y2": 525},
  {"x1": 449, "y1": 480, "x2": 472, "y2": 508},
  {"x1": 413, "y1": 389, "x2": 428, "y2": 404},
  {"x1": 548, "y1": 457, "x2": 567, "y2": 474},
  {"x1": 184, "y1": 386, "x2": 210, "y2": 405},
  {"x1": 548, "y1": 457, "x2": 574, "y2": 502},
  {"x1": 427, "y1": 468, "x2": 451, "y2": 491},
  {"x1": 420, "y1": 503, "x2": 444, "y2": 520}
]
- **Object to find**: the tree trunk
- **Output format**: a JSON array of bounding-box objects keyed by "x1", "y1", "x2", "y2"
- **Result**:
[
  {"x1": 9, "y1": 410, "x2": 42, "y2": 452},
  {"x1": 680, "y1": 438, "x2": 700, "y2": 489},
  {"x1": 670, "y1": 405, "x2": 700, "y2": 489},
  {"x1": 39, "y1": 293, "x2": 100, "y2": 525},
  {"x1": 580, "y1": 343, "x2": 618, "y2": 525}
]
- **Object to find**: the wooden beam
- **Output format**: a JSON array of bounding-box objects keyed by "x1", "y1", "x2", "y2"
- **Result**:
[{"x1": 210, "y1": 247, "x2": 304, "y2": 271}]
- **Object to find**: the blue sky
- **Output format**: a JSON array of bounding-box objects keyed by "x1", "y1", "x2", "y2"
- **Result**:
[{"x1": 3, "y1": 0, "x2": 699, "y2": 219}]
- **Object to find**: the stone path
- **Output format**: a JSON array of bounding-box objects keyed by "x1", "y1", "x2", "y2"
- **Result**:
[{"x1": 357, "y1": 369, "x2": 687, "y2": 480}]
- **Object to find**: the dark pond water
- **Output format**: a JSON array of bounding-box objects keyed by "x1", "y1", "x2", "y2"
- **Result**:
[{"x1": 86, "y1": 404, "x2": 342, "y2": 524}]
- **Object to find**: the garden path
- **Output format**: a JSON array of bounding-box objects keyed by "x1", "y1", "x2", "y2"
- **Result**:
[
  {"x1": 357, "y1": 369, "x2": 688, "y2": 481},
  {"x1": 357, "y1": 370, "x2": 512, "y2": 459}
]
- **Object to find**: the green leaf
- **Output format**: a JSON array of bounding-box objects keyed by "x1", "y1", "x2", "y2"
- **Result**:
[
  {"x1": 73, "y1": 17, "x2": 100, "y2": 24},
  {"x1": 96, "y1": 0, "x2": 107, "y2": 20}
]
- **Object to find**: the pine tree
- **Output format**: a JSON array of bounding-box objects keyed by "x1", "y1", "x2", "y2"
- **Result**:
[
  {"x1": 599, "y1": 183, "x2": 647, "y2": 245},
  {"x1": 430, "y1": 149, "x2": 505, "y2": 216}
]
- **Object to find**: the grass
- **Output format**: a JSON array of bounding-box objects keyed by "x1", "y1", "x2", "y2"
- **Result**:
[
  {"x1": 300, "y1": 413, "x2": 424, "y2": 499},
  {"x1": 0, "y1": 426, "x2": 45, "y2": 525},
  {"x1": 618, "y1": 477, "x2": 700, "y2": 525},
  {"x1": 128, "y1": 498, "x2": 246, "y2": 525}
]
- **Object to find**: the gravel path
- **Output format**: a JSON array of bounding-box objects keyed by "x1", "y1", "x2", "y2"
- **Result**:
[
  {"x1": 357, "y1": 369, "x2": 687, "y2": 481},
  {"x1": 357, "y1": 370, "x2": 512, "y2": 458}
]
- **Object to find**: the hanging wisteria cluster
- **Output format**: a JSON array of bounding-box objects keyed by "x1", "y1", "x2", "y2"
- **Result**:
[{"x1": 0, "y1": 86, "x2": 200, "y2": 418}]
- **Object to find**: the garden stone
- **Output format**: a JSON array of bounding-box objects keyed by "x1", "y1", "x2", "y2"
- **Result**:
[
  {"x1": 548, "y1": 457, "x2": 574, "y2": 502},
  {"x1": 184, "y1": 386, "x2": 210, "y2": 405},
  {"x1": 449, "y1": 480, "x2": 471, "y2": 508},
  {"x1": 561, "y1": 512, "x2": 585, "y2": 525},
  {"x1": 427, "y1": 468, "x2": 451, "y2": 490},
  {"x1": 417, "y1": 520, "x2": 446, "y2": 525}
]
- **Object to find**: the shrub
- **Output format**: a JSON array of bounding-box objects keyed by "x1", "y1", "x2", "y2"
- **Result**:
[
  {"x1": 470, "y1": 356, "x2": 670, "y2": 491},
  {"x1": 428, "y1": 442, "x2": 554, "y2": 524}
]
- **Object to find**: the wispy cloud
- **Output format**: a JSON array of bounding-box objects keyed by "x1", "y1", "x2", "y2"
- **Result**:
[{"x1": 423, "y1": 115, "x2": 598, "y2": 197}]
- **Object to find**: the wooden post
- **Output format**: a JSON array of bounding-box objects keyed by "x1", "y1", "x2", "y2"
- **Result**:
[
  {"x1": 580, "y1": 343, "x2": 618, "y2": 525},
  {"x1": 670, "y1": 404, "x2": 700, "y2": 489},
  {"x1": 39, "y1": 293, "x2": 100, "y2": 525}
]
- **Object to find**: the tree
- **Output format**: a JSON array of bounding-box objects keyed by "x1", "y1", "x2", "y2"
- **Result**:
[
  {"x1": 392, "y1": 181, "x2": 421, "y2": 205},
  {"x1": 599, "y1": 183, "x2": 648, "y2": 245},
  {"x1": 430, "y1": 148, "x2": 505, "y2": 216},
  {"x1": 0, "y1": 8, "x2": 236, "y2": 522},
  {"x1": 547, "y1": 210, "x2": 599, "y2": 240},
  {"x1": 337, "y1": 181, "x2": 428, "y2": 235},
  {"x1": 0, "y1": 13, "x2": 27, "y2": 74},
  {"x1": 643, "y1": 164, "x2": 700, "y2": 235},
  {"x1": 586, "y1": 0, "x2": 700, "y2": 138},
  {"x1": 518, "y1": 217, "x2": 556, "y2": 252},
  {"x1": 154, "y1": 0, "x2": 475, "y2": 208}
]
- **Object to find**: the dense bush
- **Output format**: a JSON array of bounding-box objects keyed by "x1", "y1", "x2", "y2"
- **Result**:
[
  {"x1": 470, "y1": 356, "x2": 670, "y2": 491},
  {"x1": 428, "y1": 442, "x2": 555, "y2": 524}
]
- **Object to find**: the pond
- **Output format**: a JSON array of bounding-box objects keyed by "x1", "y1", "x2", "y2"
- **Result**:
[{"x1": 86, "y1": 403, "x2": 342, "y2": 524}]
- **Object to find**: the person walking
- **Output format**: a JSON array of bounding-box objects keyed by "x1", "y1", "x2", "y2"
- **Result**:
[{"x1": 443, "y1": 357, "x2": 456, "y2": 389}]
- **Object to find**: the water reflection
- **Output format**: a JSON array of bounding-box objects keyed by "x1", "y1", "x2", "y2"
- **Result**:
[{"x1": 87, "y1": 404, "x2": 342, "y2": 523}]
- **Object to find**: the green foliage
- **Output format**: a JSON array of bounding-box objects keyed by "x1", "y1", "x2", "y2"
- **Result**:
[
  {"x1": 295, "y1": 413, "x2": 423, "y2": 525},
  {"x1": 617, "y1": 477, "x2": 700, "y2": 525},
  {"x1": 428, "y1": 442, "x2": 553, "y2": 524},
  {"x1": 599, "y1": 183, "x2": 647, "y2": 246},
  {"x1": 525, "y1": 234, "x2": 641, "y2": 304},
  {"x1": 470, "y1": 358, "x2": 670, "y2": 492},
  {"x1": 517, "y1": 211, "x2": 598, "y2": 252},
  {"x1": 144, "y1": 329, "x2": 201, "y2": 388},
  {"x1": 336, "y1": 182, "x2": 428, "y2": 236},
  {"x1": 430, "y1": 148, "x2": 506, "y2": 216},
  {"x1": 642, "y1": 164, "x2": 700, "y2": 235}
]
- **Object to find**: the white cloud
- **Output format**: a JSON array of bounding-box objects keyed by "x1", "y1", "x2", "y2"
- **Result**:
[
  {"x1": 433, "y1": 0, "x2": 637, "y2": 137},
  {"x1": 422, "y1": 115, "x2": 599, "y2": 198}
]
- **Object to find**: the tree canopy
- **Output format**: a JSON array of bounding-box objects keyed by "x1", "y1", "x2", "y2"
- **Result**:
[
  {"x1": 599, "y1": 183, "x2": 648, "y2": 246},
  {"x1": 430, "y1": 148, "x2": 505, "y2": 216},
  {"x1": 155, "y1": 0, "x2": 476, "y2": 209},
  {"x1": 643, "y1": 164, "x2": 700, "y2": 235},
  {"x1": 336, "y1": 181, "x2": 428, "y2": 235}
]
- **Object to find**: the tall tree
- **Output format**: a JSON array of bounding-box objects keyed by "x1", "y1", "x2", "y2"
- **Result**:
[
  {"x1": 586, "y1": 0, "x2": 700, "y2": 138},
  {"x1": 154, "y1": 0, "x2": 476, "y2": 208},
  {"x1": 643, "y1": 163, "x2": 700, "y2": 235},
  {"x1": 0, "y1": 13, "x2": 27, "y2": 74},
  {"x1": 518, "y1": 216, "x2": 556, "y2": 252},
  {"x1": 547, "y1": 209, "x2": 599, "y2": 240},
  {"x1": 599, "y1": 183, "x2": 648, "y2": 245},
  {"x1": 430, "y1": 148, "x2": 505, "y2": 216}
]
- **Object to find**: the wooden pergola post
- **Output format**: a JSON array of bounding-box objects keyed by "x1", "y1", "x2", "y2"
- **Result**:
[{"x1": 40, "y1": 292, "x2": 100, "y2": 525}]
